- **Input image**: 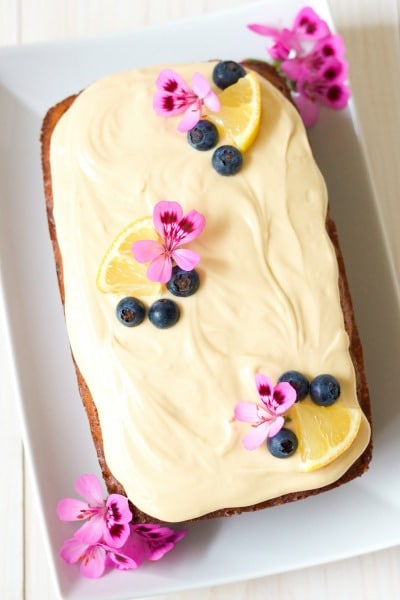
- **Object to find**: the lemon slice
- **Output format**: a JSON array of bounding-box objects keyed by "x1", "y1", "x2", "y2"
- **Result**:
[
  {"x1": 96, "y1": 217, "x2": 162, "y2": 297},
  {"x1": 209, "y1": 71, "x2": 262, "y2": 152},
  {"x1": 289, "y1": 401, "x2": 362, "y2": 472}
]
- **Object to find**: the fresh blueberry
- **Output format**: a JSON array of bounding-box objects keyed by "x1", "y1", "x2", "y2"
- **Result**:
[
  {"x1": 116, "y1": 297, "x2": 145, "y2": 327},
  {"x1": 167, "y1": 266, "x2": 200, "y2": 297},
  {"x1": 267, "y1": 428, "x2": 298, "y2": 458},
  {"x1": 212, "y1": 145, "x2": 243, "y2": 175},
  {"x1": 187, "y1": 120, "x2": 218, "y2": 151},
  {"x1": 278, "y1": 370, "x2": 309, "y2": 402},
  {"x1": 310, "y1": 374, "x2": 341, "y2": 406},
  {"x1": 212, "y1": 60, "x2": 246, "y2": 90},
  {"x1": 148, "y1": 298, "x2": 180, "y2": 329}
]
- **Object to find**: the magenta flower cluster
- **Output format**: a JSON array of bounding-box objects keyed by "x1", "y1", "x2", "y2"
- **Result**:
[
  {"x1": 57, "y1": 474, "x2": 186, "y2": 578},
  {"x1": 248, "y1": 6, "x2": 350, "y2": 126}
]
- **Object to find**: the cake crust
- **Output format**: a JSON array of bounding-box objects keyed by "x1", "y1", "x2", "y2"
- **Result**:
[{"x1": 41, "y1": 64, "x2": 372, "y2": 523}]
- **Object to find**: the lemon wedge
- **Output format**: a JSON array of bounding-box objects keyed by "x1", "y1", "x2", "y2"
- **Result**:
[
  {"x1": 96, "y1": 217, "x2": 162, "y2": 297},
  {"x1": 210, "y1": 71, "x2": 262, "y2": 152},
  {"x1": 289, "y1": 401, "x2": 362, "y2": 472}
]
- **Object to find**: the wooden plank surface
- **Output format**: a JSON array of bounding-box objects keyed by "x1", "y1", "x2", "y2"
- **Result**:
[{"x1": 1, "y1": 0, "x2": 399, "y2": 598}]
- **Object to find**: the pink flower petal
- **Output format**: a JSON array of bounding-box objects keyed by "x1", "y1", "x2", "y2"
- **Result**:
[
  {"x1": 320, "y1": 82, "x2": 350, "y2": 109},
  {"x1": 255, "y1": 373, "x2": 273, "y2": 402},
  {"x1": 75, "y1": 474, "x2": 104, "y2": 506},
  {"x1": 270, "y1": 381, "x2": 297, "y2": 415},
  {"x1": 106, "y1": 494, "x2": 132, "y2": 524},
  {"x1": 148, "y1": 542, "x2": 175, "y2": 561},
  {"x1": 281, "y1": 57, "x2": 305, "y2": 81},
  {"x1": 156, "y1": 69, "x2": 190, "y2": 94},
  {"x1": 314, "y1": 34, "x2": 346, "y2": 60},
  {"x1": 56, "y1": 498, "x2": 89, "y2": 521},
  {"x1": 192, "y1": 72, "x2": 212, "y2": 99},
  {"x1": 267, "y1": 415, "x2": 285, "y2": 438},
  {"x1": 153, "y1": 91, "x2": 187, "y2": 117},
  {"x1": 155, "y1": 69, "x2": 191, "y2": 94},
  {"x1": 204, "y1": 90, "x2": 220, "y2": 113},
  {"x1": 293, "y1": 7, "x2": 330, "y2": 39},
  {"x1": 60, "y1": 538, "x2": 106, "y2": 578},
  {"x1": 247, "y1": 23, "x2": 301, "y2": 60},
  {"x1": 103, "y1": 523, "x2": 131, "y2": 549},
  {"x1": 153, "y1": 200, "x2": 183, "y2": 238},
  {"x1": 147, "y1": 254, "x2": 172, "y2": 283},
  {"x1": 242, "y1": 421, "x2": 271, "y2": 450},
  {"x1": 177, "y1": 105, "x2": 202, "y2": 132},
  {"x1": 79, "y1": 545, "x2": 107, "y2": 579},
  {"x1": 60, "y1": 537, "x2": 89, "y2": 564},
  {"x1": 106, "y1": 547, "x2": 141, "y2": 570},
  {"x1": 234, "y1": 402, "x2": 260, "y2": 423},
  {"x1": 74, "y1": 513, "x2": 105, "y2": 545},
  {"x1": 172, "y1": 248, "x2": 200, "y2": 271},
  {"x1": 132, "y1": 524, "x2": 187, "y2": 561},
  {"x1": 317, "y1": 57, "x2": 348, "y2": 82},
  {"x1": 115, "y1": 530, "x2": 148, "y2": 567},
  {"x1": 247, "y1": 23, "x2": 280, "y2": 37},
  {"x1": 177, "y1": 210, "x2": 206, "y2": 245},
  {"x1": 293, "y1": 92, "x2": 320, "y2": 127},
  {"x1": 103, "y1": 495, "x2": 132, "y2": 547},
  {"x1": 133, "y1": 239, "x2": 164, "y2": 263}
]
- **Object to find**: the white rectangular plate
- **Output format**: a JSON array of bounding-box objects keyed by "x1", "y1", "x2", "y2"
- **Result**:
[{"x1": 1, "y1": 0, "x2": 400, "y2": 598}]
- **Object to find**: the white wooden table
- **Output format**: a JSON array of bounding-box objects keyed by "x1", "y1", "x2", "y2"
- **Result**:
[{"x1": 1, "y1": 1, "x2": 400, "y2": 598}]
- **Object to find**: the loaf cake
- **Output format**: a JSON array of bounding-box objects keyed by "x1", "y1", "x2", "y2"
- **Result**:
[{"x1": 41, "y1": 59, "x2": 372, "y2": 523}]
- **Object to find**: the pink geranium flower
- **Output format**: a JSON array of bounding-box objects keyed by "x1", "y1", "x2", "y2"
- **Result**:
[
  {"x1": 234, "y1": 374, "x2": 296, "y2": 450},
  {"x1": 132, "y1": 523, "x2": 187, "y2": 561},
  {"x1": 60, "y1": 524, "x2": 187, "y2": 578},
  {"x1": 248, "y1": 6, "x2": 329, "y2": 61},
  {"x1": 60, "y1": 535, "x2": 143, "y2": 579},
  {"x1": 292, "y1": 6, "x2": 330, "y2": 40},
  {"x1": 57, "y1": 474, "x2": 132, "y2": 548},
  {"x1": 132, "y1": 200, "x2": 206, "y2": 284},
  {"x1": 57, "y1": 474, "x2": 187, "y2": 579},
  {"x1": 281, "y1": 37, "x2": 347, "y2": 82},
  {"x1": 247, "y1": 23, "x2": 302, "y2": 61},
  {"x1": 247, "y1": 7, "x2": 350, "y2": 127},
  {"x1": 292, "y1": 56, "x2": 350, "y2": 126},
  {"x1": 153, "y1": 69, "x2": 220, "y2": 132}
]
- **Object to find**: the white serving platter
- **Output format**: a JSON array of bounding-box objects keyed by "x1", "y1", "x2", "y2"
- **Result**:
[{"x1": 1, "y1": 0, "x2": 399, "y2": 598}]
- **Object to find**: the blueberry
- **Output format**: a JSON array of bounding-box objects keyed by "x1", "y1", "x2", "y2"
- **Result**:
[
  {"x1": 310, "y1": 374, "x2": 341, "y2": 406},
  {"x1": 212, "y1": 60, "x2": 246, "y2": 90},
  {"x1": 116, "y1": 297, "x2": 145, "y2": 327},
  {"x1": 148, "y1": 298, "x2": 180, "y2": 329},
  {"x1": 167, "y1": 266, "x2": 200, "y2": 297},
  {"x1": 278, "y1": 370, "x2": 309, "y2": 402},
  {"x1": 267, "y1": 428, "x2": 298, "y2": 458},
  {"x1": 187, "y1": 120, "x2": 218, "y2": 151},
  {"x1": 212, "y1": 145, "x2": 243, "y2": 175}
]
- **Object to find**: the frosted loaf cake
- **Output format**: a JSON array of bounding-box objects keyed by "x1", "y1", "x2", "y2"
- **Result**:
[{"x1": 41, "y1": 60, "x2": 372, "y2": 523}]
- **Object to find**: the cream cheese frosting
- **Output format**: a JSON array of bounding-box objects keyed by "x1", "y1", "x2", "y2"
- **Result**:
[{"x1": 50, "y1": 62, "x2": 370, "y2": 522}]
